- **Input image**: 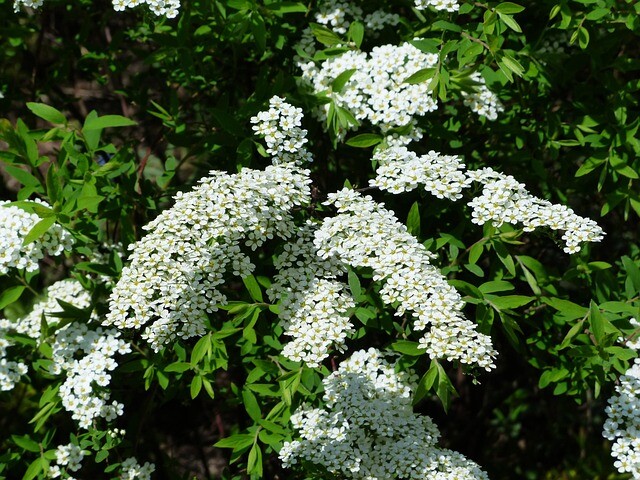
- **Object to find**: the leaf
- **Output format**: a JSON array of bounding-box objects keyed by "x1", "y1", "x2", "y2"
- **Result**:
[
  {"x1": 26, "y1": 103, "x2": 66, "y2": 125},
  {"x1": 12, "y1": 435, "x2": 40, "y2": 453},
  {"x1": 391, "y1": 340, "x2": 423, "y2": 356},
  {"x1": 190, "y1": 375, "x2": 203, "y2": 399},
  {"x1": 559, "y1": 318, "x2": 586, "y2": 350},
  {"x1": 243, "y1": 275, "x2": 263, "y2": 302},
  {"x1": 406, "y1": 202, "x2": 421, "y2": 236},
  {"x1": 498, "y1": 12, "x2": 522, "y2": 32},
  {"x1": 164, "y1": 361, "x2": 191, "y2": 373},
  {"x1": 83, "y1": 115, "x2": 137, "y2": 131},
  {"x1": 489, "y1": 295, "x2": 534, "y2": 310},
  {"x1": 247, "y1": 443, "x2": 263, "y2": 476},
  {"x1": 478, "y1": 280, "x2": 514, "y2": 294},
  {"x1": 542, "y1": 297, "x2": 588, "y2": 320},
  {"x1": 345, "y1": 133, "x2": 382, "y2": 148},
  {"x1": 309, "y1": 23, "x2": 343, "y2": 46},
  {"x1": 22, "y1": 216, "x2": 57, "y2": 246},
  {"x1": 500, "y1": 54, "x2": 525, "y2": 77},
  {"x1": 0, "y1": 286, "x2": 25, "y2": 309},
  {"x1": 331, "y1": 68, "x2": 357, "y2": 93},
  {"x1": 242, "y1": 389, "x2": 262, "y2": 422},
  {"x1": 347, "y1": 20, "x2": 364, "y2": 48},
  {"x1": 404, "y1": 67, "x2": 437, "y2": 85},
  {"x1": 413, "y1": 360, "x2": 438, "y2": 405},
  {"x1": 265, "y1": 2, "x2": 308, "y2": 14},
  {"x1": 495, "y1": 2, "x2": 524, "y2": 14},
  {"x1": 22, "y1": 458, "x2": 45, "y2": 480},
  {"x1": 589, "y1": 301, "x2": 605, "y2": 345},
  {"x1": 214, "y1": 434, "x2": 255, "y2": 450},
  {"x1": 347, "y1": 269, "x2": 362, "y2": 299}
]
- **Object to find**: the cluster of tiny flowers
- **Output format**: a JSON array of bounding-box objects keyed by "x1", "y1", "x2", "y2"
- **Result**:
[
  {"x1": 461, "y1": 72, "x2": 504, "y2": 121},
  {"x1": 12, "y1": 0, "x2": 43, "y2": 12},
  {"x1": 112, "y1": 0, "x2": 179, "y2": 17},
  {"x1": 50, "y1": 321, "x2": 130, "y2": 428},
  {"x1": 603, "y1": 356, "x2": 640, "y2": 477},
  {"x1": 105, "y1": 167, "x2": 311, "y2": 350},
  {"x1": 623, "y1": 318, "x2": 640, "y2": 350},
  {"x1": 0, "y1": 200, "x2": 74, "y2": 274},
  {"x1": 314, "y1": 189, "x2": 497, "y2": 370},
  {"x1": 0, "y1": 279, "x2": 92, "y2": 339},
  {"x1": 267, "y1": 223, "x2": 355, "y2": 367},
  {"x1": 414, "y1": 0, "x2": 460, "y2": 12},
  {"x1": 466, "y1": 167, "x2": 605, "y2": 253},
  {"x1": 0, "y1": 335, "x2": 28, "y2": 391},
  {"x1": 371, "y1": 146, "x2": 468, "y2": 199},
  {"x1": 279, "y1": 348, "x2": 490, "y2": 479},
  {"x1": 298, "y1": 42, "x2": 439, "y2": 136},
  {"x1": 119, "y1": 457, "x2": 156, "y2": 480},
  {"x1": 310, "y1": 0, "x2": 399, "y2": 37},
  {"x1": 48, "y1": 443, "x2": 86, "y2": 478},
  {"x1": 250, "y1": 96, "x2": 312, "y2": 165},
  {"x1": 370, "y1": 147, "x2": 604, "y2": 254},
  {"x1": 0, "y1": 279, "x2": 92, "y2": 391}
]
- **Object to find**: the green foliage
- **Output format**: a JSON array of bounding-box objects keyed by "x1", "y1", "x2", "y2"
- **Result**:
[{"x1": 0, "y1": 0, "x2": 639, "y2": 479}]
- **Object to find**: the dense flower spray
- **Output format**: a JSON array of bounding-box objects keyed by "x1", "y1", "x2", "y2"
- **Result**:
[
  {"x1": 0, "y1": 200, "x2": 74, "y2": 274},
  {"x1": 604, "y1": 320, "x2": 640, "y2": 478},
  {"x1": 280, "y1": 348, "x2": 489, "y2": 479}
]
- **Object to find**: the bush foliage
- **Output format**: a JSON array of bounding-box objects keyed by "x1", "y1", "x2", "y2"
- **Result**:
[{"x1": 1, "y1": 0, "x2": 639, "y2": 479}]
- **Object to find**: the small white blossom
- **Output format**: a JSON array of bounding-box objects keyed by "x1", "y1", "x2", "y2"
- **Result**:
[{"x1": 280, "y1": 349, "x2": 489, "y2": 479}]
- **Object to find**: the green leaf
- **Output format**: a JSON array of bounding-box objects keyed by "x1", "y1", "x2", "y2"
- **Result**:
[
  {"x1": 589, "y1": 301, "x2": 605, "y2": 345},
  {"x1": 390, "y1": 340, "x2": 423, "y2": 356},
  {"x1": 498, "y1": 12, "x2": 522, "y2": 32},
  {"x1": 413, "y1": 360, "x2": 438, "y2": 405},
  {"x1": 500, "y1": 54, "x2": 525, "y2": 77},
  {"x1": 488, "y1": 295, "x2": 534, "y2": 310},
  {"x1": 214, "y1": 434, "x2": 255, "y2": 450},
  {"x1": 22, "y1": 216, "x2": 57, "y2": 246},
  {"x1": 22, "y1": 457, "x2": 45, "y2": 480},
  {"x1": 585, "y1": 8, "x2": 609, "y2": 20},
  {"x1": 12, "y1": 435, "x2": 40, "y2": 453},
  {"x1": 345, "y1": 133, "x2": 382, "y2": 148},
  {"x1": 495, "y1": 2, "x2": 524, "y2": 14},
  {"x1": 26, "y1": 103, "x2": 66, "y2": 125},
  {"x1": 83, "y1": 115, "x2": 137, "y2": 131},
  {"x1": 347, "y1": 21, "x2": 364, "y2": 48},
  {"x1": 190, "y1": 375, "x2": 203, "y2": 399},
  {"x1": 0, "y1": 286, "x2": 25, "y2": 309},
  {"x1": 407, "y1": 202, "x2": 420, "y2": 236},
  {"x1": 478, "y1": 280, "x2": 514, "y2": 294},
  {"x1": 247, "y1": 443, "x2": 263, "y2": 476},
  {"x1": 347, "y1": 269, "x2": 362, "y2": 299},
  {"x1": 559, "y1": 318, "x2": 586, "y2": 350},
  {"x1": 331, "y1": 69, "x2": 357, "y2": 93},
  {"x1": 309, "y1": 23, "x2": 343, "y2": 46},
  {"x1": 243, "y1": 275, "x2": 263, "y2": 302},
  {"x1": 164, "y1": 361, "x2": 191, "y2": 373},
  {"x1": 404, "y1": 67, "x2": 437, "y2": 85},
  {"x1": 542, "y1": 297, "x2": 588, "y2": 320},
  {"x1": 266, "y1": 2, "x2": 308, "y2": 14},
  {"x1": 242, "y1": 389, "x2": 262, "y2": 422}
]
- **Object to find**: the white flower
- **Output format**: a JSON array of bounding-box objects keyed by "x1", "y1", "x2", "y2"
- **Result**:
[{"x1": 280, "y1": 349, "x2": 489, "y2": 479}]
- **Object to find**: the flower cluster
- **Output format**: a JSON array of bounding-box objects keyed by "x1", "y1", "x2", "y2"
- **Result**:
[
  {"x1": 603, "y1": 356, "x2": 640, "y2": 477},
  {"x1": 119, "y1": 457, "x2": 156, "y2": 480},
  {"x1": 298, "y1": 42, "x2": 439, "y2": 136},
  {"x1": 250, "y1": 96, "x2": 312, "y2": 165},
  {"x1": 414, "y1": 0, "x2": 460, "y2": 12},
  {"x1": 315, "y1": 189, "x2": 497, "y2": 370},
  {"x1": 0, "y1": 200, "x2": 74, "y2": 275},
  {"x1": 467, "y1": 167, "x2": 605, "y2": 253},
  {"x1": 1, "y1": 279, "x2": 92, "y2": 339},
  {"x1": 311, "y1": 0, "x2": 399, "y2": 36},
  {"x1": 371, "y1": 146, "x2": 468, "y2": 199},
  {"x1": 268, "y1": 223, "x2": 355, "y2": 367},
  {"x1": 371, "y1": 147, "x2": 604, "y2": 253},
  {"x1": 112, "y1": 0, "x2": 179, "y2": 18},
  {"x1": 104, "y1": 164, "x2": 311, "y2": 351},
  {"x1": 462, "y1": 72, "x2": 504, "y2": 121},
  {"x1": 51, "y1": 322, "x2": 130, "y2": 428},
  {"x1": 13, "y1": 0, "x2": 178, "y2": 17},
  {"x1": 0, "y1": 336, "x2": 28, "y2": 391},
  {"x1": 48, "y1": 443, "x2": 86, "y2": 478},
  {"x1": 0, "y1": 279, "x2": 92, "y2": 392},
  {"x1": 279, "y1": 348, "x2": 489, "y2": 479}
]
